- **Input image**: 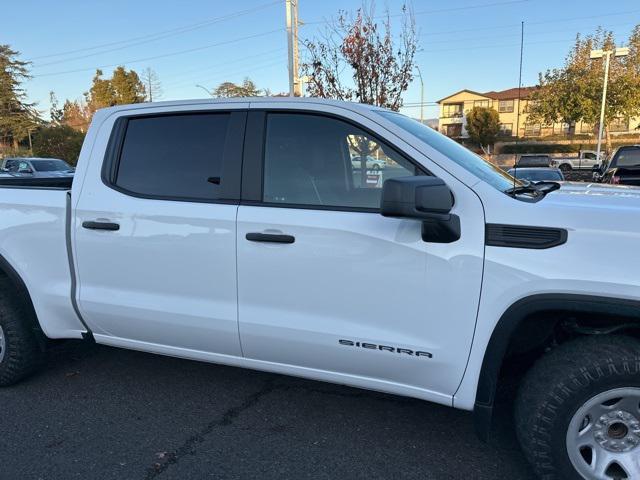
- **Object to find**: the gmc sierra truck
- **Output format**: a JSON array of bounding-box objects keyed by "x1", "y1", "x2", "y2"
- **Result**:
[{"x1": 0, "y1": 98, "x2": 639, "y2": 480}]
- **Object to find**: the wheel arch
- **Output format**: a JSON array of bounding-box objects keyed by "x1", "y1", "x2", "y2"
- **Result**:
[
  {"x1": 473, "y1": 293, "x2": 640, "y2": 441},
  {"x1": 0, "y1": 253, "x2": 46, "y2": 346}
]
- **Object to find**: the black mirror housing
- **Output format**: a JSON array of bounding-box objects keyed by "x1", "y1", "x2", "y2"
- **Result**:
[
  {"x1": 381, "y1": 176, "x2": 454, "y2": 220},
  {"x1": 380, "y1": 176, "x2": 460, "y2": 243}
]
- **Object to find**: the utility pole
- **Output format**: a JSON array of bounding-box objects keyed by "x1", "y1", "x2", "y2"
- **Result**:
[
  {"x1": 286, "y1": 0, "x2": 301, "y2": 96},
  {"x1": 590, "y1": 46, "x2": 629, "y2": 162},
  {"x1": 515, "y1": 21, "x2": 524, "y2": 143}
]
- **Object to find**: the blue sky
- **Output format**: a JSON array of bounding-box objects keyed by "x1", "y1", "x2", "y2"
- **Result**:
[{"x1": 5, "y1": 0, "x2": 640, "y2": 119}]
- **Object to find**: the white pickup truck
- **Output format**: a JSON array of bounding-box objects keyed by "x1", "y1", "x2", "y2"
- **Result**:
[
  {"x1": 1, "y1": 98, "x2": 639, "y2": 480},
  {"x1": 552, "y1": 150, "x2": 602, "y2": 172}
]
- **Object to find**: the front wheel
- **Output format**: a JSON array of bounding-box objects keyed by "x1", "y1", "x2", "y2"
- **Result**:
[{"x1": 516, "y1": 335, "x2": 640, "y2": 480}]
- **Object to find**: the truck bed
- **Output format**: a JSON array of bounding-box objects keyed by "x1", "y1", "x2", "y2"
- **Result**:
[
  {"x1": 0, "y1": 176, "x2": 73, "y2": 189},
  {"x1": 0, "y1": 186, "x2": 84, "y2": 339}
]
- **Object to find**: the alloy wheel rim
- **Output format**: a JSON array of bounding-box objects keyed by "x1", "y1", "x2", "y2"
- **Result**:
[
  {"x1": 0, "y1": 325, "x2": 5, "y2": 363},
  {"x1": 567, "y1": 387, "x2": 640, "y2": 479}
]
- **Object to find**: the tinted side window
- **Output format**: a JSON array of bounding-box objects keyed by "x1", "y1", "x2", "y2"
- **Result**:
[
  {"x1": 263, "y1": 113, "x2": 417, "y2": 209},
  {"x1": 4, "y1": 160, "x2": 19, "y2": 172},
  {"x1": 115, "y1": 113, "x2": 230, "y2": 200}
]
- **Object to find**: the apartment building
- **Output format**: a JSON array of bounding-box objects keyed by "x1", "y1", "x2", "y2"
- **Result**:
[{"x1": 437, "y1": 87, "x2": 640, "y2": 139}]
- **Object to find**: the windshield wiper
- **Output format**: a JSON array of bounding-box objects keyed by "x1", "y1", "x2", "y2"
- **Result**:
[{"x1": 504, "y1": 181, "x2": 561, "y2": 197}]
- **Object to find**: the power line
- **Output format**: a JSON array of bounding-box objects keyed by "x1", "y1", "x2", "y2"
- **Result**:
[
  {"x1": 420, "y1": 36, "x2": 590, "y2": 54},
  {"x1": 164, "y1": 53, "x2": 286, "y2": 90},
  {"x1": 32, "y1": 29, "x2": 284, "y2": 78},
  {"x1": 301, "y1": 0, "x2": 532, "y2": 26},
  {"x1": 421, "y1": 20, "x2": 638, "y2": 46},
  {"x1": 160, "y1": 48, "x2": 285, "y2": 87},
  {"x1": 28, "y1": 1, "x2": 280, "y2": 62},
  {"x1": 419, "y1": 9, "x2": 640, "y2": 38}
]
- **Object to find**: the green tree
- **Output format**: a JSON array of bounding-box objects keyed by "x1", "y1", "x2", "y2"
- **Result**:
[
  {"x1": 85, "y1": 67, "x2": 146, "y2": 111},
  {"x1": 302, "y1": 4, "x2": 418, "y2": 111},
  {"x1": 465, "y1": 107, "x2": 500, "y2": 154},
  {"x1": 212, "y1": 78, "x2": 261, "y2": 97},
  {"x1": 529, "y1": 26, "x2": 640, "y2": 148},
  {"x1": 61, "y1": 99, "x2": 92, "y2": 132},
  {"x1": 32, "y1": 125, "x2": 85, "y2": 165},
  {"x1": 0, "y1": 45, "x2": 39, "y2": 148}
]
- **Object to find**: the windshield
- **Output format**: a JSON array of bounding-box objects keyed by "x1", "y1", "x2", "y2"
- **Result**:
[
  {"x1": 30, "y1": 159, "x2": 72, "y2": 172},
  {"x1": 614, "y1": 148, "x2": 640, "y2": 167},
  {"x1": 378, "y1": 111, "x2": 521, "y2": 192}
]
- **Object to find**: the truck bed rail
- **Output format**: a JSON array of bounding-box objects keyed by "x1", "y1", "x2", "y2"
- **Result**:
[{"x1": 0, "y1": 177, "x2": 73, "y2": 189}]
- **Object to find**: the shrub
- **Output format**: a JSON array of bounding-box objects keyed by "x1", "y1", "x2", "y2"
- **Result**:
[{"x1": 31, "y1": 125, "x2": 85, "y2": 165}]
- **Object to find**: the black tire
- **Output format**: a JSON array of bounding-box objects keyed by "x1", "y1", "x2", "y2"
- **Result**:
[
  {"x1": 0, "y1": 277, "x2": 44, "y2": 386},
  {"x1": 515, "y1": 335, "x2": 640, "y2": 479},
  {"x1": 559, "y1": 164, "x2": 572, "y2": 172}
]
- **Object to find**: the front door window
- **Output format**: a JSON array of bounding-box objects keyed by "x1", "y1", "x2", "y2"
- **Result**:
[{"x1": 262, "y1": 113, "x2": 418, "y2": 210}]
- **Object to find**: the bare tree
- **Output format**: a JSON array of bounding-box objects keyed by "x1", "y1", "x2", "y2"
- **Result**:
[
  {"x1": 141, "y1": 67, "x2": 163, "y2": 102},
  {"x1": 302, "y1": 3, "x2": 418, "y2": 111}
]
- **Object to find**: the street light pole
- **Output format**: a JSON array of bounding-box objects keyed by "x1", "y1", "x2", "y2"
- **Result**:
[
  {"x1": 415, "y1": 65, "x2": 424, "y2": 124},
  {"x1": 590, "y1": 47, "x2": 629, "y2": 162},
  {"x1": 195, "y1": 84, "x2": 212, "y2": 97}
]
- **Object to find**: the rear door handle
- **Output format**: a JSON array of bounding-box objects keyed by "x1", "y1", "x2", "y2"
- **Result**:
[
  {"x1": 82, "y1": 221, "x2": 120, "y2": 231},
  {"x1": 246, "y1": 232, "x2": 295, "y2": 244}
]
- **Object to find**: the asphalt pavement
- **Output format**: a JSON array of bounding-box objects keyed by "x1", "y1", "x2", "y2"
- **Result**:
[{"x1": 0, "y1": 341, "x2": 535, "y2": 480}]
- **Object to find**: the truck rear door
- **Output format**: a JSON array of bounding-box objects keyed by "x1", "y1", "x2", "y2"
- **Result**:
[{"x1": 73, "y1": 105, "x2": 246, "y2": 356}]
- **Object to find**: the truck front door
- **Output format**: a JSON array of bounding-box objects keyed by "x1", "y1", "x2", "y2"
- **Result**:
[{"x1": 236, "y1": 109, "x2": 485, "y2": 402}]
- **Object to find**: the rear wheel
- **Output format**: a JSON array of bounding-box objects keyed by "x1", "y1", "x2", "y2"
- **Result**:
[
  {"x1": 559, "y1": 163, "x2": 572, "y2": 172},
  {"x1": 516, "y1": 335, "x2": 640, "y2": 480},
  {"x1": 0, "y1": 278, "x2": 44, "y2": 386}
]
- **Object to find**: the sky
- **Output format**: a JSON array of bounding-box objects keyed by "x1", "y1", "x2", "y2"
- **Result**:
[{"x1": 4, "y1": 0, "x2": 640, "y2": 120}]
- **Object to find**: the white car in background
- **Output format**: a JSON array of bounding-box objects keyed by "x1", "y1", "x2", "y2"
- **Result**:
[{"x1": 351, "y1": 155, "x2": 386, "y2": 170}]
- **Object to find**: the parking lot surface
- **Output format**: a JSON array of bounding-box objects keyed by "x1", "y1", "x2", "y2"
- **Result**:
[{"x1": 0, "y1": 342, "x2": 535, "y2": 480}]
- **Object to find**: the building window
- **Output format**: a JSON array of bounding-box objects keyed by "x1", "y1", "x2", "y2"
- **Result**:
[
  {"x1": 524, "y1": 123, "x2": 541, "y2": 137},
  {"x1": 499, "y1": 123, "x2": 513, "y2": 136},
  {"x1": 444, "y1": 124, "x2": 463, "y2": 137},
  {"x1": 442, "y1": 103, "x2": 463, "y2": 118},
  {"x1": 498, "y1": 100, "x2": 514, "y2": 113},
  {"x1": 610, "y1": 117, "x2": 629, "y2": 132},
  {"x1": 473, "y1": 100, "x2": 489, "y2": 108}
]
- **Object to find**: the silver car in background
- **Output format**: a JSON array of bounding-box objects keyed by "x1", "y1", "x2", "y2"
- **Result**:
[{"x1": 1, "y1": 157, "x2": 75, "y2": 178}]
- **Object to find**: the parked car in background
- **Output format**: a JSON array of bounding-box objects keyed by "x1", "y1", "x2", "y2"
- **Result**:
[
  {"x1": 351, "y1": 155, "x2": 386, "y2": 170},
  {"x1": 551, "y1": 150, "x2": 601, "y2": 172},
  {"x1": 592, "y1": 145, "x2": 640, "y2": 186},
  {"x1": 506, "y1": 167, "x2": 564, "y2": 183},
  {"x1": 1, "y1": 157, "x2": 75, "y2": 178},
  {"x1": 515, "y1": 154, "x2": 552, "y2": 168}
]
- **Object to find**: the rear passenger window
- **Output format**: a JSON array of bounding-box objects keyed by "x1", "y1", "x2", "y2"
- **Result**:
[{"x1": 115, "y1": 113, "x2": 230, "y2": 200}]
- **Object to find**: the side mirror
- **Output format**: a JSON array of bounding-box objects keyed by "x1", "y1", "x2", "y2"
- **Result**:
[{"x1": 381, "y1": 176, "x2": 460, "y2": 243}]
